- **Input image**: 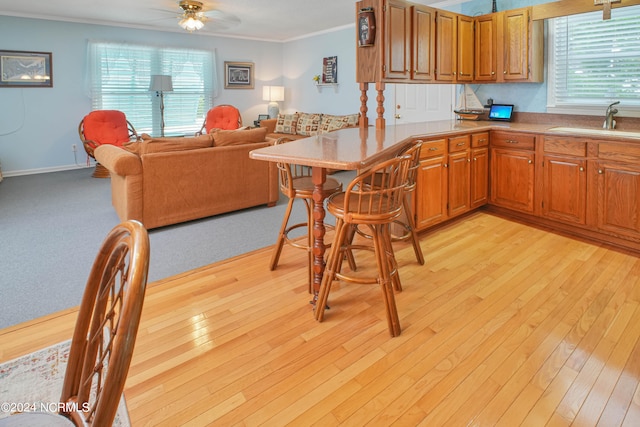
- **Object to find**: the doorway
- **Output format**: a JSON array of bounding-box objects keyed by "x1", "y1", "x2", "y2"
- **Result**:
[{"x1": 392, "y1": 84, "x2": 456, "y2": 124}]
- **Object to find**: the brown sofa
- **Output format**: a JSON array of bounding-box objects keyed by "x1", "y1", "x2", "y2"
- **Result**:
[
  {"x1": 260, "y1": 112, "x2": 360, "y2": 141},
  {"x1": 94, "y1": 128, "x2": 279, "y2": 229}
]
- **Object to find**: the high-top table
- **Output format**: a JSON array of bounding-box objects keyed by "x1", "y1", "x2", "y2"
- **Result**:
[{"x1": 250, "y1": 120, "x2": 492, "y2": 300}]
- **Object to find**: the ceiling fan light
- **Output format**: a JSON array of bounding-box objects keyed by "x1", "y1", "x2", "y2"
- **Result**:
[
  {"x1": 178, "y1": 0, "x2": 205, "y2": 32},
  {"x1": 179, "y1": 15, "x2": 204, "y2": 32}
]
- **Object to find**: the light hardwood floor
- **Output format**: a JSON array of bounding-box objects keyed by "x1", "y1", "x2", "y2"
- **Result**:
[{"x1": 2, "y1": 211, "x2": 640, "y2": 426}]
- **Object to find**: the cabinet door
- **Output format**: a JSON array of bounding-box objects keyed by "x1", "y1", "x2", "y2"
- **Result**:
[
  {"x1": 384, "y1": 0, "x2": 411, "y2": 80},
  {"x1": 595, "y1": 161, "x2": 640, "y2": 239},
  {"x1": 412, "y1": 5, "x2": 436, "y2": 81},
  {"x1": 474, "y1": 14, "x2": 497, "y2": 82},
  {"x1": 542, "y1": 155, "x2": 587, "y2": 225},
  {"x1": 471, "y1": 147, "x2": 489, "y2": 208},
  {"x1": 435, "y1": 10, "x2": 457, "y2": 82},
  {"x1": 490, "y1": 148, "x2": 535, "y2": 213},
  {"x1": 448, "y1": 150, "x2": 471, "y2": 217},
  {"x1": 456, "y1": 15, "x2": 474, "y2": 82},
  {"x1": 416, "y1": 156, "x2": 448, "y2": 229},
  {"x1": 503, "y1": 8, "x2": 529, "y2": 81}
]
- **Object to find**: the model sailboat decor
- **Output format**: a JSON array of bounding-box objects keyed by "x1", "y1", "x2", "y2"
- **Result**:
[{"x1": 454, "y1": 85, "x2": 487, "y2": 120}]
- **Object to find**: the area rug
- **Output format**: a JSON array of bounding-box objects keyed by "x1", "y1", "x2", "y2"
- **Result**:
[{"x1": 0, "y1": 340, "x2": 130, "y2": 426}]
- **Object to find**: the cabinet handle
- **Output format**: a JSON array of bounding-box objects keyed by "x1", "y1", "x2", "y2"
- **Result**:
[
  {"x1": 429, "y1": 147, "x2": 438, "y2": 151},
  {"x1": 478, "y1": 138, "x2": 486, "y2": 143},
  {"x1": 457, "y1": 142, "x2": 465, "y2": 146},
  {"x1": 598, "y1": 169, "x2": 604, "y2": 174},
  {"x1": 528, "y1": 160, "x2": 533, "y2": 164},
  {"x1": 444, "y1": 163, "x2": 448, "y2": 168},
  {"x1": 580, "y1": 167, "x2": 584, "y2": 172},
  {"x1": 468, "y1": 159, "x2": 471, "y2": 163},
  {"x1": 473, "y1": 157, "x2": 477, "y2": 161},
  {"x1": 491, "y1": 71, "x2": 495, "y2": 75},
  {"x1": 506, "y1": 140, "x2": 519, "y2": 144}
]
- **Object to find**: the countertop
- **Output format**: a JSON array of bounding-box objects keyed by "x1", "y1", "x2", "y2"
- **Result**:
[{"x1": 250, "y1": 119, "x2": 640, "y2": 170}]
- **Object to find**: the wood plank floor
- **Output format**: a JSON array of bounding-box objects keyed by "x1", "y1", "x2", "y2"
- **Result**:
[{"x1": 2, "y1": 211, "x2": 640, "y2": 426}]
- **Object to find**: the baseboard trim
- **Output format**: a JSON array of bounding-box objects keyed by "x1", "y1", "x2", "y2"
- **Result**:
[{"x1": 1, "y1": 164, "x2": 94, "y2": 178}]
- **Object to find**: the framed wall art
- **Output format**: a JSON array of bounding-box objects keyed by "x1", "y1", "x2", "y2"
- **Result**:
[
  {"x1": 224, "y1": 61, "x2": 254, "y2": 89},
  {"x1": 322, "y1": 56, "x2": 337, "y2": 84},
  {"x1": 0, "y1": 50, "x2": 52, "y2": 87}
]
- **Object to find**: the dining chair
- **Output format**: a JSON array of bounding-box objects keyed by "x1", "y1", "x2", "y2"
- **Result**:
[
  {"x1": 269, "y1": 137, "x2": 343, "y2": 293},
  {"x1": 0, "y1": 220, "x2": 150, "y2": 427},
  {"x1": 78, "y1": 110, "x2": 140, "y2": 178},
  {"x1": 314, "y1": 152, "x2": 413, "y2": 337}
]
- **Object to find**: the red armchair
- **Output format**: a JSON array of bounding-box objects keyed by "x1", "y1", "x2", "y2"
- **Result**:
[
  {"x1": 197, "y1": 105, "x2": 243, "y2": 134},
  {"x1": 79, "y1": 110, "x2": 139, "y2": 178}
]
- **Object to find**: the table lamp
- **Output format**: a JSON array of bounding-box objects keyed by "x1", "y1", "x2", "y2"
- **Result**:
[
  {"x1": 262, "y1": 86, "x2": 284, "y2": 119},
  {"x1": 149, "y1": 75, "x2": 173, "y2": 136}
]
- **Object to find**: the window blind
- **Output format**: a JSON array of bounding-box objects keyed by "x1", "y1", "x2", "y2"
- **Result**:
[
  {"x1": 549, "y1": 5, "x2": 640, "y2": 108},
  {"x1": 87, "y1": 41, "x2": 217, "y2": 136}
]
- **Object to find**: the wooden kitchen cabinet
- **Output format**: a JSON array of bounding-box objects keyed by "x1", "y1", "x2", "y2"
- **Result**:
[
  {"x1": 473, "y1": 7, "x2": 543, "y2": 83},
  {"x1": 490, "y1": 131, "x2": 536, "y2": 213},
  {"x1": 447, "y1": 135, "x2": 471, "y2": 217},
  {"x1": 435, "y1": 10, "x2": 473, "y2": 82},
  {"x1": 356, "y1": 0, "x2": 436, "y2": 83},
  {"x1": 415, "y1": 138, "x2": 448, "y2": 229},
  {"x1": 592, "y1": 142, "x2": 640, "y2": 240},
  {"x1": 471, "y1": 132, "x2": 489, "y2": 208},
  {"x1": 542, "y1": 136, "x2": 588, "y2": 225}
]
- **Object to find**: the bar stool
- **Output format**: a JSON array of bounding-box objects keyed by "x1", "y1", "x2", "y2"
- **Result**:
[
  {"x1": 353, "y1": 141, "x2": 424, "y2": 265},
  {"x1": 314, "y1": 151, "x2": 413, "y2": 337},
  {"x1": 269, "y1": 137, "x2": 343, "y2": 293}
]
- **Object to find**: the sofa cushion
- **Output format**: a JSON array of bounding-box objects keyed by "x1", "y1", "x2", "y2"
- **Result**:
[
  {"x1": 296, "y1": 113, "x2": 322, "y2": 136},
  {"x1": 138, "y1": 133, "x2": 214, "y2": 155},
  {"x1": 274, "y1": 113, "x2": 299, "y2": 135},
  {"x1": 320, "y1": 113, "x2": 360, "y2": 133},
  {"x1": 212, "y1": 127, "x2": 268, "y2": 146}
]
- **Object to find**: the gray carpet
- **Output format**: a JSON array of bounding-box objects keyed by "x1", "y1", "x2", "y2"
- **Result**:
[{"x1": 0, "y1": 167, "x2": 352, "y2": 329}]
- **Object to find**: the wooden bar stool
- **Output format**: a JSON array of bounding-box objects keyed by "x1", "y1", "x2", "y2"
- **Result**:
[
  {"x1": 353, "y1": 141, "x2": 424, "y2": 265},
  {"x1": 314, "y1": 151, "x2": 414, "y2": 337},
  {"x1": 270, "y1": 137, "x2": 343, "y2": 293}
]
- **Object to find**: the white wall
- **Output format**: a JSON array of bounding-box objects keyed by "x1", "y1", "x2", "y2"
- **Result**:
[{"x1": 0, "y1": 16, "x2": 284, "y2": 176}]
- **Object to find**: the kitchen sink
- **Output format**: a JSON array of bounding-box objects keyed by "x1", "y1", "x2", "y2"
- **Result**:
[{"x1": 548, "y1": 127, "x2": 640, "y2": 139}]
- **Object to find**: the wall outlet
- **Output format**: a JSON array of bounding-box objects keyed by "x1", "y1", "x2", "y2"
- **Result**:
[{"x1": 71, "y1": 144, "x2": 77, "y2": 152}]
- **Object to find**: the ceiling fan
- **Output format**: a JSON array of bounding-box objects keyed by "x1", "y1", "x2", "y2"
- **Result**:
[{"x1": 161, "y1": 0, "x2": 240, "y2": 33}]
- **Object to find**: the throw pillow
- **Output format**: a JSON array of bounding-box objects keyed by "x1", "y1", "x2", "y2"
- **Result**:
[
  {"x1": 140, "y1": 134, "x2": 214, "y2": 155},
  {"x1": 319, "y1": 113, "x2": 360, "y2": 133},
  {"x1": 296, "y1": 113, "x2": 322, "y2": 136},
  {"x1": 274, "y1": 113, "x2": 299, "y2": 135},
  {"x1": 212, "y1": 127, "x2": 268, "y2": 147}
]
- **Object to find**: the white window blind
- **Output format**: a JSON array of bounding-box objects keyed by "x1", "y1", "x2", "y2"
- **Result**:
[
  {"x1": 87, "y1": 41, "x2": 217, "y2": 136},
  {"x1": 548, "y1": 5, "x2": 640, "y2": 112}
]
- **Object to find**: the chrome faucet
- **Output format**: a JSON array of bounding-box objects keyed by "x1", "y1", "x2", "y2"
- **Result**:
[{"x1": 603, "y1": 101, "x2": 619, "y2": 130}]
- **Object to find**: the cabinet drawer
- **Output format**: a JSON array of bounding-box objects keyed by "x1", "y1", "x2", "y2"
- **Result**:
[
  {"x1": 471, "y1": 132, "x2": 489, "y2": 147},
  {"x1": 598, "y1": 142, "x2": 640, "y2": 163},
  {"x1": 420, "y1": 139, "x2": 447, "y2": 159},
  {"x1": 448, "y1": 135, "x2": 470, "y2": 152},
  {"x1": 491, "y1": 132, "x2": 535, "y2": 150},
  {"x1": 544, "y1": 136, "x2": 587, "y2": 157}
]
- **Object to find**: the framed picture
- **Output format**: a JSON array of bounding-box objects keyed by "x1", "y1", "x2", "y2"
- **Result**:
[
  {"x1": 322, "y1": 56, "x2": 337, "y2": 84},
  {"x1": 224, "y1": 61, "x2": 254, "y2": 89},
  {"x1": 0, "y1": 50, "x2": 52, "y2": 87}
]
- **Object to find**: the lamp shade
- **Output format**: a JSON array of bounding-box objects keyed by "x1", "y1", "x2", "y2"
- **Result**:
[
  {"x1": 149, "y1": 75, "x2": 173, "y2": 92},
  {"x1": 262, "y1": 85, "x2": 284, "y2": 102}
]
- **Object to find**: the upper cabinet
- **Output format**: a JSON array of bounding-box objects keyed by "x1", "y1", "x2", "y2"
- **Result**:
[
  {"x1": 356, "y1": 0, "x2": 436, "y2": 83},
  {"x1": 474, "y1": 8, "x2": 544, "y2": 83},
  {"x1": 434, "y1": 11, "x2": 473, "y2": 83}
]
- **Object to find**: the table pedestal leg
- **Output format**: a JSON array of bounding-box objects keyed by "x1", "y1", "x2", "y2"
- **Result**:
[{"x1": 310, "y1": 167, "x2": 327, "y2": 303}]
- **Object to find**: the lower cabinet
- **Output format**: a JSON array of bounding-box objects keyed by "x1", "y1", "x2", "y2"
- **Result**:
[
  {"x1": 416, "y1": 139, "x2": 447, "y2": 229},
  {"x1": 593, "y1": 150, "x2": 640, "y2": 240},
  {"x1": 541, "y1": 136, "x2": 588, "y2": 225},
  {"x1": 447, "y1": 135, "x2": 471, "y2": 217},
  {"x1": 471, "y1": 133, "x2": 489, "y2": 208}
]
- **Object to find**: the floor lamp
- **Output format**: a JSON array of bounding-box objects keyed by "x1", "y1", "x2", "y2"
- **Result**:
[{"x1": 149, "y1": 75, "x2": 173, "y2": 137}]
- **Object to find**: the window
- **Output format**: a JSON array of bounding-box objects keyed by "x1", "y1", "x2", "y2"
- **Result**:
[
  {"x1": 547, "y1": 5, "x2": 640, "y2": 116},
  {"x1": 87, "y1": 41, "x2": 217, "y2": 135}
]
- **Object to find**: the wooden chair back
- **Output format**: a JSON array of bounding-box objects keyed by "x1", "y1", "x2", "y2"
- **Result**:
[{"x1": 59, "y1": 220, "x2": 150, "y2": 427}]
